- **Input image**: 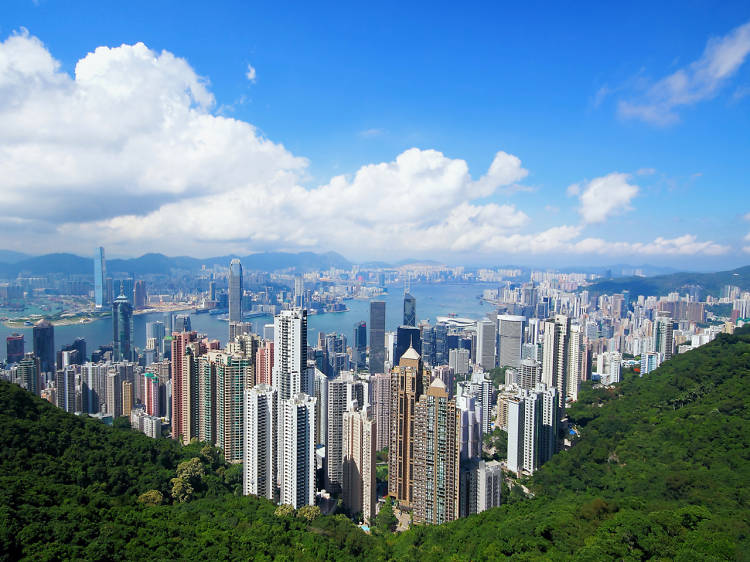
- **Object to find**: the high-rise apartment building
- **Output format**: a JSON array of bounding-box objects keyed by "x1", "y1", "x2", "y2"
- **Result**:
[
  {"x1": 654, "y1": 312, "x2": 674, "y2": 361},
  {"x1": 18, "y1": 353, "x2": 40, "y2": 396},
  {"x1": 476, "y1": 460, "x2": 503, "y2": 513},
  {"x1": 54, "y1": 367, "x2": 76, "y2": 413},
  {"x1": 326, "y1": 372, "x2": 366, "y2": 491},
  {"x1": 542, "y1": 315, "x2": 571, "y2": 409},
  {"x1": 518, "y1": 358, "x2": 541, "y2": 389},
  {"x1": 244, "y1": 384, "x2": 277, "y2": 500},
  {"x1": 342, "y1": 404, "x2": 377, "y2": 522},
  {"x1": 507, "y1": 384, "x2": 558, "y2": 474},
  {"x1": 369, "y1": 301, "x2": 386, "y2": 373},
  {"x1": 372, "y1": 372, "x2": 390, "y2": 451},
  {"x1": 272, "y1": 308, "x2": 309, "y2": 400},
  {"x1": 215, "y1": 351, "x2": 252, "y2": 462},
  {"x1": 122, "y1": 380, "x2": 133, "y2": 417},
  {"x1": 412, "y1": 378, "x2": 460, "y2": 525},
  {"x1": 94, "y1": 246, "x2": 106, "y2": 308},
  {"x1": 197, "y1": 354, "x2": 217, "y2": 444},
  {"x1": 279, "y1": 392, "x2": 316, "y2": 508},
  {"x1": 256, "y1": 341, "x2": 274, "y2": 386},
  {"x1": 171, "y1": 331, "x2": 198, "y2": 441}
]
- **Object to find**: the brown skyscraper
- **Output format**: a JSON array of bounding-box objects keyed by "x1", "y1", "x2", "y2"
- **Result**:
[
  {"x1": 171, "y1": 331, "x2": 198, "y2": 442},
  {"x1": 388, "y1": 345, "x2": 430, "y2": 507},
  {"x1": 413, "y1": 378, "x2": 460, "y2": 524}
]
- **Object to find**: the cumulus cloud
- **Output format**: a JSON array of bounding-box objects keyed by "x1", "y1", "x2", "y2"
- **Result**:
[
  {"x1": 246, "y1": 63, "x2": 256, "y2": 82},
  {"x1": 619, "y1": 20, "x2": 750, "y2": 124},
  {"x1": 570, "y1": 173, "x2": 639, "y2": 224},
  {"x1": 0, "y1": 30, "x2": 733, "y2": 260}
]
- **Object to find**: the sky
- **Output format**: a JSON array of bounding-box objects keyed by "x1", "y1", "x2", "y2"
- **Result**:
[{"x1": 1, "y1": 1, "x2": 749, "y2": 269}]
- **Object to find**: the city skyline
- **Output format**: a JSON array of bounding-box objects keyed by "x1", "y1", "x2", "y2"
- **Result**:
[{"x1": 0, "y1": 3, "x2": 749, "y2": 267}]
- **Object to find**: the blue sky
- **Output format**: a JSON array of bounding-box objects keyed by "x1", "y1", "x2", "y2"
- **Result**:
[{"x1": 1, "y1": 1, "x2": 749, "y2": 268}]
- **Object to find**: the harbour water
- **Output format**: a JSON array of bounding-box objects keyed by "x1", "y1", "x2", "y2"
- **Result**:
[{"x1": 0, "y1": 282, "x2": 498, "y2": 361}]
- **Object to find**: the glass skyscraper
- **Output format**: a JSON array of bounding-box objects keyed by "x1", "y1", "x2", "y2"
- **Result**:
[
  {"x1": 94, "y1": 246, "x2": 106, "y2": 308},
  {"x1": 369, "y1": 301, "x2": 385, "y2": 373},
  {"x1": 229, "y1": 258, "x2": 243, "y2": 324},
  {"x1": 112, "y1": 292, "x2": 133, "y2": 362}
]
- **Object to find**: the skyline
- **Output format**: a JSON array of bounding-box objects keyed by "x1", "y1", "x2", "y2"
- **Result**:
[{"x1": 1, "y1": 2, "x2": 750, "y2": 267}]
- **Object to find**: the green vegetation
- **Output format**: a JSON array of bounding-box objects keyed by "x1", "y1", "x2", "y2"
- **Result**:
[
  {"x1": 482, "y1": 427, "x2": 507, "y2": 461},
  {"x1": 2, "y1": 325, "x2": 750, "y2": 559},
  {"x1": 487, "y1": 366, "x2": 508, "y2": 389}
]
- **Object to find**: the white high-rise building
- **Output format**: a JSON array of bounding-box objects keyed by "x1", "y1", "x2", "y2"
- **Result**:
[
  {"x1": 326, "y1": 372, "x2": 366, "y2": 490},
  {"x1": 518, "y1": 358, "x2": 541, "y2": 390},
  {"x1": 640, "y1": 351, "x2": 662, "y2": 375},
  {"x1": 244, "y1": 384, "x2": 277, "y2": 501},
  {"x1": 596, "y1": 352, "x2": 622, "y2": 385},
  {"x1": 476, "y1": 320, "x2": 496, "y2": 370},
  {"x1": 507, "y1": 384, "x2": 558, "y2": 475},
  {"x1": 272, "y1": 308, "x2": 309, "y2": 400},
  {"x1": 372, "y1": 373, "x2": 391, "y2": 451},
  {"x1": 476, "y1": 460, "x2": 503, "y2": 513},
  {"x1": 654, "y1": 312, "x2": 674, "y2": 361},
  {"x1": 449, "y1": 348, "x2": 470, "y2": 376},
  {"x1": 342, "y1": 403, "x2": 377, "y2": 523},
  {"x1": 279, "y1": 392, "x2": 316, "y2": 508},
  {"x1": 567, "y1": 324, "x2": 583, "y2": 402},
  {"x1": 497, "y1": 315, "x2": 525, "y2": 369},
  {"x1": 542, "y1": 315, "x2": 571, "y2": 409},
  {"x1": 313, "y1": 369, "x2": 328, "y2": 446}
]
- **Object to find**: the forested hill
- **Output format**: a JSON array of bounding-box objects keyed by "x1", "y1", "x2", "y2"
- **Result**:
[{"x1": 2, "y1": 327, "x2": 750, "y2": 560}]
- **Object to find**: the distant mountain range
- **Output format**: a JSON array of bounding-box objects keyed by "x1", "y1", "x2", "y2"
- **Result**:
[{"x1": 585, "y1": 265, "x2": 750, "y2": 297}]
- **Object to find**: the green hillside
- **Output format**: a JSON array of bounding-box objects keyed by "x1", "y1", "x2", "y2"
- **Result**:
[{"x1": 2, "y1": 326, "x2": 750, "y2": 560}]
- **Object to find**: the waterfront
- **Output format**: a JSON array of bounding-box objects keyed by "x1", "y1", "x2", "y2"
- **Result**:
[{"x1": 0, "y1": 282, "x2": 499, "y2": 361}]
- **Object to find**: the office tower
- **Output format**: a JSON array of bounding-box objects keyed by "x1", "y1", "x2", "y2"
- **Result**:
[
  {"x1": 122, "y1": 380, "x2": 133, "y2": 417},
  {"x1": 326, "y1": 372, "x2": 366, "y2": 491},
  {"x1": 313, "y1": 369, "x2": 328, "y2": 446},
  {"x1": 106, "y1": 370, "x2": 122, "y2": 417},
  {"x1": 174, "y1": 314, "x2": 192, "y2": 333},
  {"x1": 449, "y1": 348, "x2": 470, "y2": 377},
  {"x1": 18, "y1": 353, "x2": 40, "y2": 396},
  {"x1": 6, "y1": 333, "x2": 24, "y2": 364},
  {"x1": 119, "y1": 278, "x2": 135, "y2": 306},
  {"x1": 413, "y1": 378, "x2": 460, "y2": 525},
  {"x1": 395, "y1": 325, "x2": 421, "y2": 365},
  {"x1": 353, "y1": 321, "x2": 367, "y2": 370},
  {"x1": 197, "y1": 355, "x2": 217, "y2": 444},
  {"x1": 476, "y1": 320, "x2": 496, "y2": 370},
  {"x1": 342, "y1": 404, "x2": 377, "y2": 523},
  {"x1": 640, "y1": 351, "x2": 662, "y2": 375},
  {"x1": 229, "y1": 259, "x2": 243, "y2": 327},
  {"x1": 244, "y1": 384, "x2": 277, "y2": 500},
  {"x1": 146, "y1": 321, "x2": 166, "y2": 360},
  {"x1": 294, "y1": 277, "x2": 304, "y2": 308},
  {"x1": 518, "y1": 358, "x2": 541, "y2": 389},
  {"x1": 171, "y1": 331, "x2": 198, "y2": 440},
  {"x1": 272, "y1": 308, "x2": 310, "y2": 399},
  {"x1": 388, "y1": 345, "x2": 429, "y2": 506},
  {"x1": 82, "y1": 362, "x2": 107, "y2": 414},
  {"x1": 105, "y1": 277, "x2": 114, "y2": 306},
  {"x1": 403, "y1": 292, "x2": 416, "y2": 327},
  {"x1": 654, "y1": 312, "x2": 674, "y2": 361},
  {"x1": 215, "y1": 352, "x2": 252, "y2": 462},
  {"x1": 94, "y1": 246, "x2": 106, "y2": 308},
  {"x1": 229, "y1": 321, "x2": 253, "y2": 342},
  {"x1": 58, "y1": 338, "x2": 86, "y2": 366},
  {"x1": 369, "y1": 301, "x2": 386, "y2": 373},
  {"x1": 507, "y1": 384, "x2": 558, "y2": 474},
  {"x1": 256, "y1": 341, "x2": 274, "y2": 386},
  {"x1": 279, "y1": 392, "x2": 316, "y2": 508},
  {"x1": 33, "y1": 319, "x2": 55, "y2": 375},
  {"x1": 112, "y1": 293, "x2": 133, "y2": 362},
  {"x1": 497, "y1": 315, "x2": 525, "y2": 369},
  {"x1": 263, "y1": 323, "x2": 274, "y2": 341},
  {"x1": 133, "y1": 280, "x2": 147, "y2": 309},
  {"x1": 372, "y1": 373, "x2": 391, "y2": 451},
  {"x1": 476, "y1": 460, "x2": 503, "y2": 513},
  {"x1": 54, "y1": 367, "x2": 76, "y2": 413},
  {"x1": 542, "y1": 315, "x2": 571, "y2": 409}
]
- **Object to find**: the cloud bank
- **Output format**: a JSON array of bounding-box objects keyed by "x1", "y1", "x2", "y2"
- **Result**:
[{"x1": 0, "y1": 30, "x2": 731, "y2": 261}]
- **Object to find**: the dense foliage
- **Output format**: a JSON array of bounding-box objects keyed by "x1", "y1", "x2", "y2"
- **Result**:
[{"x1": 2, "y1": 326, "x2": 749, "y2": 560}]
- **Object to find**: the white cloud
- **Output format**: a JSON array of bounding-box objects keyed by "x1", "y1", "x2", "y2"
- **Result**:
[
  {"x1": 0, "y1": 31, "x2": 735, "y2": 261},
  {"x1": 246, "y1": 63, "x2": 256, "y2": 82},
  {"x1": 358, "y1": 128, "x2": 384, "y2": 138},
  {"x1": 744, "y1": 212, "x2": 750, "y2": 221},
  {"x1": 619, "y1": 20, "x2": 750, "y2": 124},
  {"x1": 572, "y1": 173, "x2": 639, "y2": 224}
]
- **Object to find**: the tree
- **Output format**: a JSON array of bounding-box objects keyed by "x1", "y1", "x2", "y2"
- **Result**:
[
  {"x1": 170, "y1": 477, "x2": 194, "y2": 503},
  {"x1": 274, "y1": 504, "x2": 296, "y2": 518},
  {"x1": 373, "y1": 497, "x2": 397, "y2": 534},
  {"x1": 297, "y1": 505, "x2": 321, "y2": 521},
  {"x1": 137, "y1": 489, "x2": 163, "y2": 506}
]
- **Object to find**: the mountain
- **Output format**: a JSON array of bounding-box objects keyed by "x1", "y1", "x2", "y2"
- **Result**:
[
  {"x1": 585, "y1": 264, "x2": 750, "y2": 297},
  {"x1": 1, "y1": 327, "x2": 748, "y2": 559},
  {"x1": 0, "y1": 251, "x2": 352, "y2": 278},
  {"x1": 0, "y1": 250, "x2": 31, "y2": 264}
]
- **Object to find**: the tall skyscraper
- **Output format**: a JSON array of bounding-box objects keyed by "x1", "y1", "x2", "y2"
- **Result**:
[
  {"x1": 229, "y1": 259, "x2": 243, "y2": 328},
  {"x1": 518, "y1": 358, "x2": 541, "y2": 389},
  {"x1": 133, "y1": 280, "x2": 147, "y2": 309},
  {"x1": 171, "y1": 331, "x2": 198, "y2": 441},
  {"x1": 18, "y1": 353, "x2": 40, "y2": 396},
  {"x1": 369, "y1": 301, "x2": 385, "y2": 373},
  {"x1": 145, "y1": 321, "x2": 166, "y2": 360},
  {"x1": 244, "y1": 384, "x2": 277, "y2": 501},
  {"x1": 94, "y1": 246, "x2": 106, "y2": 308},
  {"x1": 403, "y1": 292, "x2": 416, "y2": 327},
  {"x1": 497, "y1": 315, "x2": 525, "y2": 369},
  {"x1": 476, "y1": 320, "x2": 496, "y2": 370},
  {"x1": 542, "y1": 315, "x2": 571, "y2": 409},
  {"x1": 654, "y1": 311, "x2": 674, "y2": 361},
  {"x1": 388, "y1": 345, "x2": 429, "y2": 506},
  {"x1": 476, "y1": 460, "x2": 503, "y2": 513},
  {"x1": 197, "y1": 355, "x2": 217, "y2": 444},
  {"x1": 256, "y1": 341, "x2": 274, "y2": 386},
  {"x1": 112, "y1": 292, "x2": 133, "y2": 362},
  {"x1": 216, "y1": 352, "x2": 252, "y2": 462},
  {"x1": 6, "y1": 333, "x2": 24, "y2": 364},
  {"x1": 567, "y1": 323, "x2": 583, "y2": 401},
  {"x1": 326, "y1": 372, "x2": 366, "y2": 491},
  {"x1": 279, "y1": 392, "x2": 316, "y2": 508},
  {"x1": 54, "y1": 367, "x2": 76, "y2": 413},
  {"x1": 353, "y1": 321, "x2": 367, "y2": 370},
  {"x1": 507, "y1": 384, "x2": 558, "y2": 474},
  {"x1": 272, "y1": 308, "x2": 309, "y2": 400},
  {"x1": 372, "y1": 373, "x2": 391, "y2": 451},
  {"x1": 33, "y1": 319, "x2": 55, "y2": 375},
  {"x1": 122, "y1": 380, "x2": 133, "y2": 417},
  {"x1": 413, "y1": 378, "x2": 460, "y2": 525},
  {"x1": 395, "y1": 325, "x2": 421, "y2": 366},
  {"x1": 342, "y1": 403, "x2": 377, "y2": 522}
]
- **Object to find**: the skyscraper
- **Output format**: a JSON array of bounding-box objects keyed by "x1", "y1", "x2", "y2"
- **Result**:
[
  {"x1": 279, "y1": 392, "x2": 316, "y2": 508},
  {"x1": 369, "y1": 301, "x2": 385, "y2": 373},
  {"x1": 388, "y1": 344, "x2": 429, "y2": 506},
  {"x1": 476, "y1": 320, "x2": 496, "y2": 370},
  {"x1": 94, "y1": 246, "x2": 106, "y2": 308},
  {"x1": 244, "y1": 384, "x2": 277, "y2": 501},
  {"x1": 171, "y1": 331, "x2": 198, "y2": 441},
  {"x1": 145, "y1": 321, "x2": 166, "y2": 360},
  {"x1": 112, "y1": 292, "x2": 133, "y2": 362},
  {"x1": 272, "y1": 308, "x2": 309, "y2": 400},
  {"x1": 18, "y1": 353, "x2": 40, "y2": 396},
  {"x1": 403, "y1": 292, "x2": 416, "y2": 327},
  {"x1": 133, "y1": 280, "x2": 147, "y2": 309},
  {"x1": 342, "y1": 403, "x2": 377, "y2": 522},
  {"x1": 229, "y1": 259, "x2": 243, "y2": 328},
  {"x1": 6, "y1": 333, "x2": 24, "y2": 364},
  {"x1": 326, "y1": 372, "x2": 366, "y2": 491},
  {"x1": 507, "y1": 384, "x2": 558, "y2": 474},
  {"x1": 654, "y1": 311, "x2": 674, "y2": 361},
  {"x1": 542, "y1": 315, "x2": 571, "y2": 409},
  {"x1": 395, "y1": 325, "x2": 421, "y2": 367},
  {"x1": 497, "y1": 315, "x2": 525, "y2": 369},
  {"x1": 32, "y1": 319, "x2": 55, "y2": 375},
  {"x1": 372, "y1": 373, "x2": 391, "y2": 451},
  {"x1": 215, "y1": 352, "x2": 252, "y2": 462},
  {"x1": 353, "y1": 321, "x2": 367, "y2": 370},
  {"x1": 122, "y1": 380, "x2": 133, "y2": 417},
  {"x1": 412, "y1": 378, "x2": 460, "y2": 525}
]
